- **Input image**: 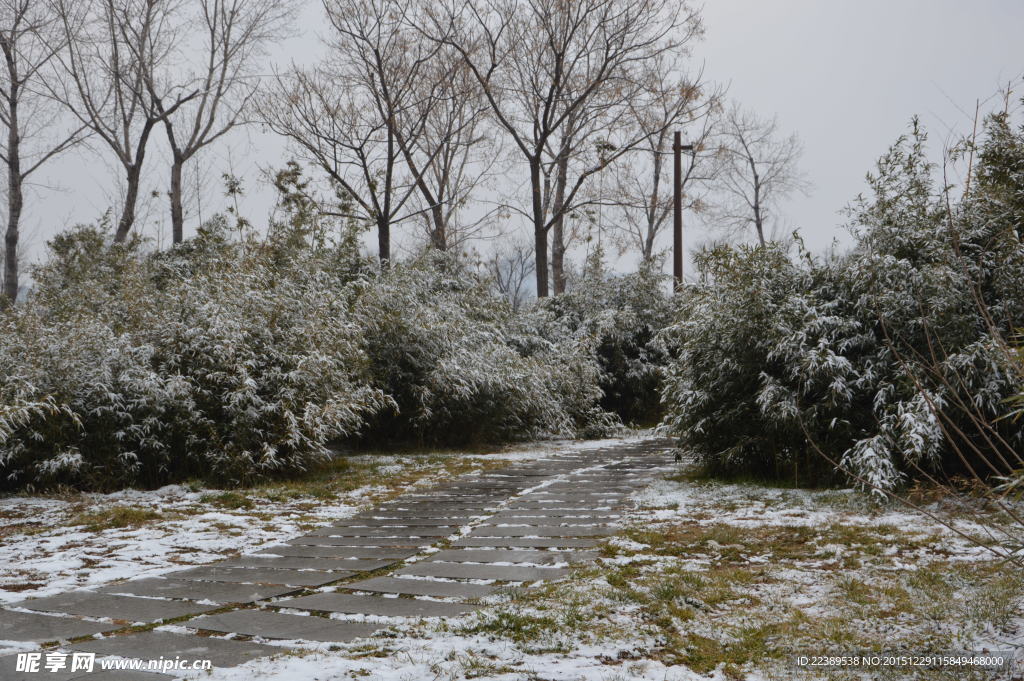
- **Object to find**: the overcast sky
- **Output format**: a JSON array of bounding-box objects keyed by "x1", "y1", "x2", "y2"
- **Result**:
[
  {"x1": 17, "y1": 1, "x2": 1024, "y2": 274},
  {"x1": 696, "y1": 0, "x2": 1024, "y2": 254}
]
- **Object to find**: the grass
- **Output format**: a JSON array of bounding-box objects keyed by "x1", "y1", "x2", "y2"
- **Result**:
[
  {"x1": 69, "y1": 505, "x2": 163, "y2": 531},
  {"x1": 437, "y1": 469, "x2": 1024, "y2": 680}
]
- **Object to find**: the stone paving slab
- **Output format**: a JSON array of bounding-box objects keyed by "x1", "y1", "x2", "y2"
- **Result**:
[
  {"x1": 274, "y1": 593, "x2": 477, "y2": 618},
  {"x1": 480, "y1": 517, "x2": 612, "y2": 526},
  {"x1": 255, "y1": 545, "x2": 417, "y2": 559},
  {"x1": 187, "y1": 610, "x2": 380, "y2": 642},
  {"x1": 306, "y1": 526, "x2": 455, "y2": 537},
  {"x1": 96, "y1": 578, "x2": 294, "y2": 604},
  {"x1": 0, "y1": 610, "x2": 115, "y2": 643},
  {"x1": 344, "y1": 577, "x2": 497, "y2": 599},
  {"x1": 285, "y1": 536, "x2": 435, "y2": 547},
  {"x1": 468, "y1": 525, "x2": 611, "y2": 537},
  {"x1": 70, "y1": 631, "x2": 279, "y2": 669},
  {"x1": 426, "y1": 549, "x2": 597, "y2": 565},
  {"x1": 509, "y1": 501, "x2": 618, "y2": 507},
  {"x1": 219, "y1": 556, "x2": 394, "y2": 571},
  {"x1": 395, "y1": 562, "x2": 569, "y2": 582},
  {"x1": 452, "y1": 537, "x2": 599, "y2": 548},
  {"x1": 333, "y1": 518, "x2": 476, "y2": 527},
  {"x1": 486, "y1": 510, "x2": 622, "y2": 518},
  {"x1": 361, "y1": 513, "x2": 483, "y2": 521},
  {"x1": 373, "y1": 506, "x2": 498, "y2": 514},
  {"x1": 169, "y1": 566, "x2": 351, "y2": 587},
  {"x1": 13, "y1": 591, "x2": 216, "y2": 623}
]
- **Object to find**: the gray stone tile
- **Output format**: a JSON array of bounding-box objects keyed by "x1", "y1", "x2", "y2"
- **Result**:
[
  {"x1": 481, "y1": 516, "x2": 613, "y2": 526},
  {"x1": 168, "y1": 566, "x2": 350, "y2": 587},
  {"x1": 95, "y1": 578, "x2": 294, "y2": 604},
  {"x1": 70, "y1": 631, "x2": 278, "y2": 669},
  {"x1": 326, "y1": 518, "x2": 474, "y2": 528},
  {"x1": 0, "y1": 610, "x2": 114, "y2": 643},
  {"x1": 187, "y1": 610, "x2": 380, "y2": 643},
  {"x1": 254, "y1": 545, "x2": 417, "y2": 559},
  {"x1": 426, "y1": 549, "x2": 596, "y2": 565},
  {"x1": 486, "y1": 510, "x2": 621, "y2": 518},
  {"x1": 361, "y1": 514, "x2": 480, "y2": 522},
  {"x1": 274, "y1": 593, "x2": 476, "y2": 618},
  {"x1": 13, "y1": 591, "x2": 215, "y2": 623},
  {"x1": 305, "y1": 526, "x2": 455, "y2": 537},
  {"x1": 284, "y1": 536, "x2": 432, "y2": 547},
  {"x1": 452, "y1": 537, "x2": 598, "y2": 548},
  {"x1": 344, "y1": 577, "x2": 496, "y2": 599},
  {"x1": 219, "y1": 556, "x2": 394, "y2": 572},
  {"x1": 395, "y1": 562, "x2": 569, "y2": 582},
  {"x1": 468, "y1": 525, "x2": 611, "y2": 537},
  {"x1": 505, "y1": 503, "x2": 612, "y2": 510}
]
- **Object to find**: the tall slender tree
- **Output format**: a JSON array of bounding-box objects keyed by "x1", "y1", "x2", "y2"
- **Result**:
[
  {"x1": 0, "y1": 0, "x2": 85, "y2": 305},
  {"x1": 713, "y1": 103, "x2": 808, "y2": 246},
  {"x1": 151, "y1": 0, "x2": 294, "y2": 244}
]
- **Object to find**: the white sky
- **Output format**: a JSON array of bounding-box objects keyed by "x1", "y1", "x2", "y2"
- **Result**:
[
  {"x1": 696, "y1": 0, "x2": 1024, "y2": 254},
  {"x1": 15, "y1": 1, "x2": 1024, "y2": 276}
]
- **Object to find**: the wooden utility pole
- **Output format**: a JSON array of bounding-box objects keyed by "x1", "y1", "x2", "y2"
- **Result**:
[{"x1": 673, "y1": 132, "x2": 693, "y2": 288}]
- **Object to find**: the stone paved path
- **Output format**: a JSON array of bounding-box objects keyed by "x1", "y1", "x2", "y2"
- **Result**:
[{"x1": 0, "y1": 438, "x2": 673, "y2": 681}]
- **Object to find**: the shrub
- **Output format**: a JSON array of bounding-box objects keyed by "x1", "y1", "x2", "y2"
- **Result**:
[
  {"x1": 661, "y1": 116, "x2": 1024, "y2": 490},
  {"x1": 353, "y1": 252, "x2": 615, "y2": 445},
  {"x1": 0, "y1": 220, "x2": 388, "y2": 491},
  {"x1": 543, "y1": 254, "x2": 674, "y2": 425}
]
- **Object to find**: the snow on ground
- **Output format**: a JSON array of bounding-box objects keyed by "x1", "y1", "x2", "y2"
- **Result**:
[{"x1": 0, "y1": 474, "x2": 374, "y2": 605}]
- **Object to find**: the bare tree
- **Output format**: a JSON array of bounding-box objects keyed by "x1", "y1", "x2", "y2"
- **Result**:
[
  {"x1": 425, "y1": 0, "x2": 702, "y2": 297},
  {"x1": 607, "y1": 60, "x2": 720, "y2": 263},
  {"x1": 150, "y1": 0, "x2": 295, "y2": 244},
  {"x1": 712, "y1": 103, "x2": 808, "y2": 246},
  {"x1": 262, "y1": 0, "x2": 448, "y2": 263},
  {"x1": 50, "y1": 0, "x2": 194, "y2": 243},
  {"x1": 401, "y1": 53, "x2": 495, "y2": 252},
  {"x1": 0, "y1": 0, "x2": 85, "y2": 305},
  {"x1": 487, "y1": 238, "x2": 535, "y2": 312}
]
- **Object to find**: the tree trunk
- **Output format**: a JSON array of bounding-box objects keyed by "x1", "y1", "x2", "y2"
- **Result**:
[
  {"x1": 429, "y1": 202, "x2": 446, "y2": 251},
  {"x1": 115, "y1": 163, "x2": 143, "y2": 243},
  {"x1": 3, "y1": 87, "x2": 21, "y2": 306},
  {"x1": 170, "y1": 156, "x2": 184, "y2": 244},
  {"x1": 377, "y1": 215, "x2": 390, "y2": 265},
  {"x1": 550, "y1": 151, "x2": 570, "y2": 295},
  {"x1": 530, "y1": 159, "x2": 548, "y2": 298}
]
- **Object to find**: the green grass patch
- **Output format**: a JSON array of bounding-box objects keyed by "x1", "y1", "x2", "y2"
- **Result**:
[{"x1": 70, "y1": 505, "x2": 162, "y2": 531}]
